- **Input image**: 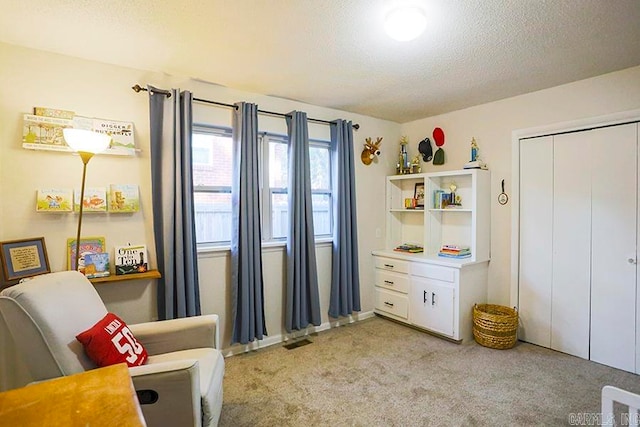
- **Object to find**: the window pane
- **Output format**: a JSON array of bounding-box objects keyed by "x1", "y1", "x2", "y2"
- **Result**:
[
  {"x1": 271, "y1": 193, "x2": 288, "y2": 239},
  {"x1": 312, "y1": 193, "x2": 331, "y2": 235},
  {"x1": 193, "y1": 133, "x2": 232, "y2": 187},
  {"x1": 269, "y1": 141, "x2": 288, "y2": 188},
  {"x1": 309, "y1": 146, "x2": 330, "y2": 190},
  {"x1": 194, "y1": 192, "x2": 232, "y2": 243}
]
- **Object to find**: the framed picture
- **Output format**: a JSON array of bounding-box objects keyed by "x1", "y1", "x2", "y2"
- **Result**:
[
  {"x1": 0, "y1": 237, "x2": 50, "y2": 282},
  {"x1": 414, "y1": 183, "x2": 425, "y2": 208}
]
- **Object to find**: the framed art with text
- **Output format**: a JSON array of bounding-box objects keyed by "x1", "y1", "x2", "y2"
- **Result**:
[{"x1": 0, "y1": 237, "x2": 50, "y2": 282}]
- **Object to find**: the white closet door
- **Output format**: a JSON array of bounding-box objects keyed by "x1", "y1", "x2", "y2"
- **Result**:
[
  {"x1": 637, "y1": 124, "x2": 640, "y2": 375},
  {"x1": 518, "y1": 136, "x2": 553, "y2": 347},
  {"x1": 590, "y1": 123, "x2": 637, "y2": 373},
  {"x1": 551, "y1": 132, "x2": 591, "y2": 358}
]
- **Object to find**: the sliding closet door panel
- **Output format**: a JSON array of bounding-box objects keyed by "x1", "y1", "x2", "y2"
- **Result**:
[
  {"x1": 551, "y1": 133, "x2": 591, "y2": 359},
  {"x1": 637, "y1": 124, "x2": 640, "y2": 375},
  {"x1": 590, "y1": 123, "x2": 637, "y2": 373},
  {"x1": 518, "y1": 136, "x2": 553, "y2": 347}
]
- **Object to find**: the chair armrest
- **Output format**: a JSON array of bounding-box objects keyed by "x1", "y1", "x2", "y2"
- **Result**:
[
  {"x1": 129, "y1": 314, "x2": 220, "y2": 355},
  {"x1": 128, "y1": 360, "x2": 200, "y2": 427}
]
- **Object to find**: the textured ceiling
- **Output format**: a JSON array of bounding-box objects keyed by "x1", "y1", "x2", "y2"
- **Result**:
[{"x1": 1, "y1": 0, "x2": 639, "y2": 123}]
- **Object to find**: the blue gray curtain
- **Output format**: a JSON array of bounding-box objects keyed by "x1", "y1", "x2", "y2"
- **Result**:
[
  {"x1": 329, "y1": 120, "x2": 361, "y2": 317},
  {"x1": 285, "y1": 111, "x2": 321, "y2": 332},
  {"x1": 148, "y1": 86, "x2": 201, "y2": 320},
  {"x1": 231, "y1": 102, "x2": 267, "y2": 344}
]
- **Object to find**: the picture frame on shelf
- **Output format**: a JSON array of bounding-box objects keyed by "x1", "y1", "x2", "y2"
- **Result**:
[
  {"x1": 0, "y1": 237, "x2": 50, "y2": 282},
  {"x1": 414, "y1": 183, "x2": 425, "y2": 208}
]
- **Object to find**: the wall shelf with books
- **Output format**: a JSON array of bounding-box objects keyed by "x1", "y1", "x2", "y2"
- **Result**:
[
  {"x1": 384, "y1": 169, "x2": 490, "y2": 263},
  {"x1": 89, "y1": 269, "x2": 161, "y2": 284}
]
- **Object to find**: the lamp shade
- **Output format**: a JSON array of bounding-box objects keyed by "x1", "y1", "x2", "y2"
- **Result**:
[
  {"x1": 384, "y1": 6, "x2": 427, "y2": 41},
  {"x1": 63, "y1": 128, "x2": 111, "y2": 154}
]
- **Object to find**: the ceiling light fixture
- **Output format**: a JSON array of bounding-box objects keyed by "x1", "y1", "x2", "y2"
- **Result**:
[{"x1": 384, "y1": 6, "x2": 427, "y2": 41}]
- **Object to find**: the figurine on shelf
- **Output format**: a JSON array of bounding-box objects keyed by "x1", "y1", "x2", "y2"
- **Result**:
[
  {"x1": 411, "y1": 154, "x2": 421, "y2": 173},
  {"x1": 397, "y1": 136, "x2": 411, "y2": 174},
  {"x1": 470, "y1": 137, "x2": 479, "y2": 162},
  {"x1": 448, "y1": 182, "x2": 462, "y2": 207},
  {"x1": 464, "y1": 137, "x2": 488, "y2": 170}
]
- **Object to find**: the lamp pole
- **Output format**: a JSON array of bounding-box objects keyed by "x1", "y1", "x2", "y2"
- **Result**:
[{"x1": 74, "y1": 151, "x2": 95, "y2": 271}]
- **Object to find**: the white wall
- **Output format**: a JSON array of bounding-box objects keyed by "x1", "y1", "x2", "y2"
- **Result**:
[
  {"x1": 0, "y1": 42, "x2": 398, "y2": 388},
  {"x1": 400, "y1": 65, "x2": 640, "y2": 304}
]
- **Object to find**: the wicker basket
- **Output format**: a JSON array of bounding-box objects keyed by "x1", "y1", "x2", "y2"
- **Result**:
[{"x1": 472, "y1": 304, "x2": 518, "y2": 349}]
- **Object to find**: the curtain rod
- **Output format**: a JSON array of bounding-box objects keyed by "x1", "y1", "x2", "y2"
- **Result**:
[{"x1": 132, "y1": 84, "x2": 359, "y2": 130}]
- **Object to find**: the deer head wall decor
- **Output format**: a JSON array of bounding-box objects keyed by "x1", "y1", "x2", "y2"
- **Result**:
[{"x1": 361, "y1": 137, "x2": 383, "y2": 165}]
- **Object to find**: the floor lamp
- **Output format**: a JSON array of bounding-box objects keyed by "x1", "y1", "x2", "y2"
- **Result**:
[{"x1": 62, "y1": 128, "x2": 111, "y2": 271}]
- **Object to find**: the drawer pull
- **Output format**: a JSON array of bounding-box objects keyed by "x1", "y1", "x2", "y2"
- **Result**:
[
  {"x1": 432, "y1": 292, "x2": 436, "y2": 306},
  {"x1": 384, "y1": 264, "x2": 394, "y2": 269},
  {"x1": 384, "y1": 301, "x2": 394, "y2": 307},
  {"x1": 384, "y1": 280, "x2": 394, "y2": 285}
]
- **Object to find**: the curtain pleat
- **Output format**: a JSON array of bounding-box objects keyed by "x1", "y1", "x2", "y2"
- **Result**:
[
  {"x1": 329, "y1": 120, "x2": 361, "y2": 317},
  {"x1": 285, "y1": 111, "x2": 321, "y2": 332},
  {"x1": 148, "y1": 85, "x2": 201, "y2": 320},
  {"x1": 231, "y1": 102, "x2": 267, "y2": 344}
]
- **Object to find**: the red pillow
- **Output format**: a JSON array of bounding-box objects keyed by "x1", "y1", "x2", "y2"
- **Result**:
[{"x1": 76, "y1": 312, "x2": 148, "y2": 367}]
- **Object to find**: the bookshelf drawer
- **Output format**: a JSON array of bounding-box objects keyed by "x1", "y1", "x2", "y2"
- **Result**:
[
  {"x1": 374, "y1": 257, "x2": 409, "y2": 274},
  {"x1": 411, "y1": 263, "x2": 456, "y2": 283},
  {"x1": 375, "y1": 288, "x2": 408, "y2": 319},
  {"x1": 375, "y1": 270, "x2": 409, "y2": 293}
]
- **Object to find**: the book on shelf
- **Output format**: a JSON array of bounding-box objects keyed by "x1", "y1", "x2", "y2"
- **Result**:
[
  {"x1": 36, "y1": 188, "x2": 73, "y2": 212},
  {"x1": 438, "y1": 244, "x2": 471, "y2": 258},
  {"x1": 114, "y1": 244, "x2": 148, "y2": 275},
  {"x1": 83, "y1": 252, "x2": 110, "y2": 279},
  {"x1": 33, "y1": 106, "x2": 75, "y2": 120},
  {"x1": 433, "y1": 191, "x2": 452, "y2": 209},
  {"x1": 67, "y1": 236, "x2": 106, "y2": 273},
  {"x1": 109, "y1": 184, "x2": 140, "y2": 213},
  {"x1": 74, "y1": 187, "x2": 107, "y2": 213},
  {"x1": 438, "y1": 252, "x2": 472, "y2": 259},
  {"x1": 441, "y1": 244, "x2": 470, "y2": 251},
  {"x1": 394, "y1": 244, "x2": 424, "y2": 253},
  {"x1": 463, "y1": 160, "x2": 488, "y2": 170}
]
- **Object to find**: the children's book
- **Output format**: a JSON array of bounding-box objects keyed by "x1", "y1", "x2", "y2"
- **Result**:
[
  {"x1": 22, "y1": 114, "x2": 73, "y2": 151},
  {"x1": 114, "y1": 244, "x2": 148, "y2": 275},
  {"x1": 109, "y1": 184, "x2": 140, "y2": 213},
  {"x1": 67, "y1": 237, "x2": 106, "y2": 273},
  {"x1": 74, "y1": 187, "x2": 107, "y2": 213},
  {"x1": 36, "y1": 188, "x2": 73, "y2": 212},
  {"x1": 83, "y1": 252, "x2": 110, "y2": 278}
]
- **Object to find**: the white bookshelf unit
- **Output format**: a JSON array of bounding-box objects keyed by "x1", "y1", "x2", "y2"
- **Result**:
[{"x1": 373, "y1": 169, "x2": 490, "y2": 342}]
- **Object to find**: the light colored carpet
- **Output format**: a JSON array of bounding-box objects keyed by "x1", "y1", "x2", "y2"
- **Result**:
[{"x1": 219, "y1": 316, "x2": 639, "y2": 426}]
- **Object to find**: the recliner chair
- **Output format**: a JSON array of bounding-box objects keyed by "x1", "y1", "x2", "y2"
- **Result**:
[{"x1": 0, "y1": 270, "x2": 224, "y2": 427}]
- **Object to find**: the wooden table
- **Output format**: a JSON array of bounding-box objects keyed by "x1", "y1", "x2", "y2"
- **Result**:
[{"x1": 0, "y1": 363, "x2": 146, "y2": 426}]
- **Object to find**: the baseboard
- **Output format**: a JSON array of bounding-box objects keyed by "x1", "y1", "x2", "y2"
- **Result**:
[{"x1": 222, "y1": 310, "x2": 375, "y2": 357}]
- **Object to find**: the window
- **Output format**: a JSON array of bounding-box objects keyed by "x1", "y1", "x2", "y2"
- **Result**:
[
  {"x1": 192, "y1": 126, "x2": 333, "y2": 246},
  {"x1": 192, "y1": 126, "x2": 233, "y2": 245}
]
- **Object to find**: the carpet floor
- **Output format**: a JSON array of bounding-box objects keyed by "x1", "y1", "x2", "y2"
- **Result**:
[{"x1": 219, "y1": 316, "x2": 640, "y2": 426}]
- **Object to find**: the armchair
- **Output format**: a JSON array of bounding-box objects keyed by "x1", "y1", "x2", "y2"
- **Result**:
[{"x1": 0, "y1": 271, "x2": 224, "y2": 427}]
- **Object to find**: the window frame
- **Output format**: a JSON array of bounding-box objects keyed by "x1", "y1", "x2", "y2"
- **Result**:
[
  {"x1": 192, "y1": 125, "x2": 233, "y2": 247},
  {"x1": 192, "y1": 125, "x2": 334, "y2": 249}
]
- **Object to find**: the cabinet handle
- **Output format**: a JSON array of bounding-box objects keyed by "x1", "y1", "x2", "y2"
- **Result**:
[
  {"x1": 384, "y1": 264, "x2": 394, "y2": 269},
  {"x1": 423, "y1": 290, "x2": 427, "y2": 304},
  {"x1": 384, "y1": 301, "x2": 394, "y2": 307},
  {"x1": 432, "y1": 292, "x2": 436, "y2": 306},
  {"x1": 628, "y1": 258, "x2": 637, "y2": 265},
  {"x1": 384, "y1": 280, "x2": 394, "y2": 285}
]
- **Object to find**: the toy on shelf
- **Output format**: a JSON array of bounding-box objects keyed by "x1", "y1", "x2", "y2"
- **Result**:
[{"x1": 464, "y1": 137, "x2": 488, "y2": 169}]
